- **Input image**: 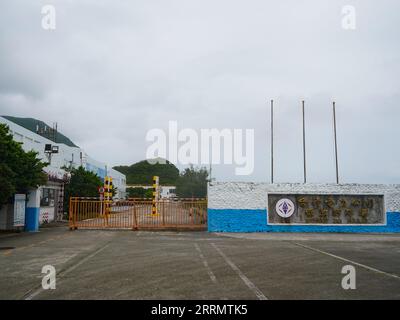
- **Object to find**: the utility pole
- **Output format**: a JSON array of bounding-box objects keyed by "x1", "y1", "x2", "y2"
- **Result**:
[
  {"x1": 333, "y1": 101, "x2": 339, "y2": 184},
  {"x1": 270, "y1": 100, "x2": 274, "y2": 184},
  {"x1": 302, "y1": 100, "x2": 307, "y2": 184}
]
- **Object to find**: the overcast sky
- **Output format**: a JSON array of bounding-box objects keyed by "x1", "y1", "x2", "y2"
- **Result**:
[{"x1": 0, "y1": 0, "x2": 399, "y2": 183}]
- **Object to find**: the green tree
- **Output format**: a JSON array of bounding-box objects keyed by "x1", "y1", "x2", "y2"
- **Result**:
[
  {"x1": 114, "y1": 158, "x2": 179, "y2": 185},
  {"x1": 127, "y1": 187, "x2": 148, "y2": 198},
  {"x1": 0, "y1": 163, "x2": 16, "y2": 206},
  {"x1": 144, "y1": 189, "x2": 153, "y2": 198},
  {"x1": 0, "y1": 124, "x2": 47, "y2": 207},
  {"x1": 175, "y1": 165, "x2": 209, "y2": 198},
  {"x1": 64, "y1": 166, "x2": 103, "y2": 211}
]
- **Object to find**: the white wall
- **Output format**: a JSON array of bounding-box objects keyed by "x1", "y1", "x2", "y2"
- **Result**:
[
  {"x1": 108, "y1": 167, "x2": 126, "y2": 198},
  {"x1": 160, "y1": 186, "x2": 176, "y2": 198},
  {"x1": 0, "y1": 116, "x2": 126, "y2": 197},
  {"x1": 1, "y1": 117, "x2": 82, "y2": 178},
  {"x1": 208, "y1": 182, "x2": 400, "y2": 212},
  {"x1": 39, "y1": 206, "x2": 55, "y2": 224}
]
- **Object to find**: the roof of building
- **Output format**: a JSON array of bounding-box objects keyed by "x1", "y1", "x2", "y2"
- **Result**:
[{"x1": 2, "y1": 116, "x2": 78, "y2": 147}]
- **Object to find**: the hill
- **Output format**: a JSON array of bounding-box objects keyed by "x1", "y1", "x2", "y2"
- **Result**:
[{"x1": 114, "y1": 159, "x2": 179, "y2": 185}]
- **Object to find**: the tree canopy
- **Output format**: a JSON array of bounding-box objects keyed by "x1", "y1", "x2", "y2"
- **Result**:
[
  {"x1": 127, "y1": 187, "x2": 153, "y2": 199},
  {"x1": 114, "y1": 158, "x2": 179, "y2": 185},
  {"x1": 64, "y1": 166, "x2": 103, "y2": 198},
  {"x1": 0, "y1": 123, "x2": 47, "y2": 207},
  {"x1": 175, "y1": 165, "x2": 209, "y2": 198},
  {"x1": 64, "y1": 166, "x2": 104, "y2": 211},
  {"x1": 114, "y1": 159, "x2": 209, "y2": 198}
]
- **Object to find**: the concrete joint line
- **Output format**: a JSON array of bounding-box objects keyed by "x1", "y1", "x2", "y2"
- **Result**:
[
  {"x1": 211, "y1": 243, "x2": 268, "y2": 300},
  {"x1": 194, "y1": 243, "x2": 217, "y2": 284},
  {"x1": 293, "y1": 242, "x2": 400, "y2": 280}
]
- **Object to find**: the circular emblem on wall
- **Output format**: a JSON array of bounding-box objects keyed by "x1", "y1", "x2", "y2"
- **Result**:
[{"x1": 275, "y1": 198, "x2": 295, "y2": 218}]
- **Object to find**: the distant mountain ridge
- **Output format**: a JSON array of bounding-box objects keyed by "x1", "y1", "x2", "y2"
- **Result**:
[{"x1": 2, "y1": 116, "x2": 78, "y2": 147}]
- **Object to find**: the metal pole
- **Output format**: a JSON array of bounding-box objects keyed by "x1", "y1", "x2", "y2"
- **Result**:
[
  {"x1": 333, "y1": 101, "x2": 339, "y2": 184},
  {"x1": 270, "y1": 100, "x2": 274, "y2": 184},
  {"x1": 302, "y1": 100, "x2": 307, "y2": 183}
]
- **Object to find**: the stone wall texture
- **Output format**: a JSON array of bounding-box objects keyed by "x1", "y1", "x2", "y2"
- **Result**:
[{"x1": 208, "y1": 182, "x2": 400, "y2": 233}]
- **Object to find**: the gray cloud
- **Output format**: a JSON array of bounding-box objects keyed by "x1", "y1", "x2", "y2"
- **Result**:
[{"x1": 0, "y1": 0, "x2": 399, "y2": 183}]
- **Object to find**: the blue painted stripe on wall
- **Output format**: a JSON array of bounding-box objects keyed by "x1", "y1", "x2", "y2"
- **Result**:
[
  {"x1": 25, "y1": 207, "x2": 40, "y2": 232},
  {"x1": 207, "y1": 209, "x2": 400, "y2": 233}
]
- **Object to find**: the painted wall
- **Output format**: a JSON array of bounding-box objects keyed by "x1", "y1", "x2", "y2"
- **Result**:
[
  {"x1": 108, "y1": 167, "x2": 126, "y2": 199},
  {"x1": 208, "y1": 182, "x2": 400, "y2": 233},
  {"x1": 25, "y1": 188, "x2": 40, "y2": 232},
  {"x1": 39, "y1": 207, "x2": 55, "y2": 224}
]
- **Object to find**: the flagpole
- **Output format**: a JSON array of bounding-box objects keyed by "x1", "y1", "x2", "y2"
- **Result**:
[
  {"x1": 270, "y1": 100, "x2": 274, "y2": 184},
  {"x1": 302, "y1": 100, "x2": 307, "y2": 183},
  {"x1": 333, "y1": 101, "x2": 339, "y2": 184}
]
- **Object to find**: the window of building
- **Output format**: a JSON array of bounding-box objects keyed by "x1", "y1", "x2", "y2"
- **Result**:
[{"x1": 40, "y1": 188, "x2": 55, "y2": 207}]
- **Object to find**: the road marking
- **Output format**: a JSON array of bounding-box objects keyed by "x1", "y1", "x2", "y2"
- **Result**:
[
  {"x1": 293, "y1": 242, "x2": 400, "y2": 280},
  {"x1": 211, "y1": 243, "x2": 268, "y2": 300},
  {"x1": 194, "y1": 243, "x2": 217, "y2": 283},
  {"x1": 24, "y1": 242, "x2": 110, "y2": 300}
]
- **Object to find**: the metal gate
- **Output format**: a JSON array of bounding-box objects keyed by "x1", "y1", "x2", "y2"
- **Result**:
[{"x1": 68, "y1": 197, "x2": 207, "y2": 230}]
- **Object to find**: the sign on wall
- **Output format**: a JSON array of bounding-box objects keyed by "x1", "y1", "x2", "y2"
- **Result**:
[{"x1": 268, "y1": 194, "x2": 385, "y2": 225}]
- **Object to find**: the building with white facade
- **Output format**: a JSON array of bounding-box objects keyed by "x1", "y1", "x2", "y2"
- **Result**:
[{"x1": 0, "y1": 116, "x2": 126, "y2": 230}]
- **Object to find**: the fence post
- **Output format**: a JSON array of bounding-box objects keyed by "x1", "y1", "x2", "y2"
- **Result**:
[
  {"x1": 162, "y1": 200, "x2": 165, "y2": 226},
  {"x1": 132, "y1": 204, "x2": 138, "y2": 230},
  {"x1": 69, "y1": 197, "x2": 73, "y2": 230}
]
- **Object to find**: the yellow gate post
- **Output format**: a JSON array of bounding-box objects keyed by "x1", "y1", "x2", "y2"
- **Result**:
[
  {"x1": 152, "y1": 176, "x2": 159, "y2": 216},
  {"x1": 104, "y1": 176, "x2": 113, "y2": 226}
]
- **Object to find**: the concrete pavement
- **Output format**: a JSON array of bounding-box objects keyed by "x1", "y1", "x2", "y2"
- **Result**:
[{"x1": 0, "y1": 227, "x2": 399, "y2": 299}]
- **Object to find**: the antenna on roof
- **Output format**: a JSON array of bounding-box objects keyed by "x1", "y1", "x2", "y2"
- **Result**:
[{"x1": 54, "y1": 122, "x2": 58, "y2": 143}]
